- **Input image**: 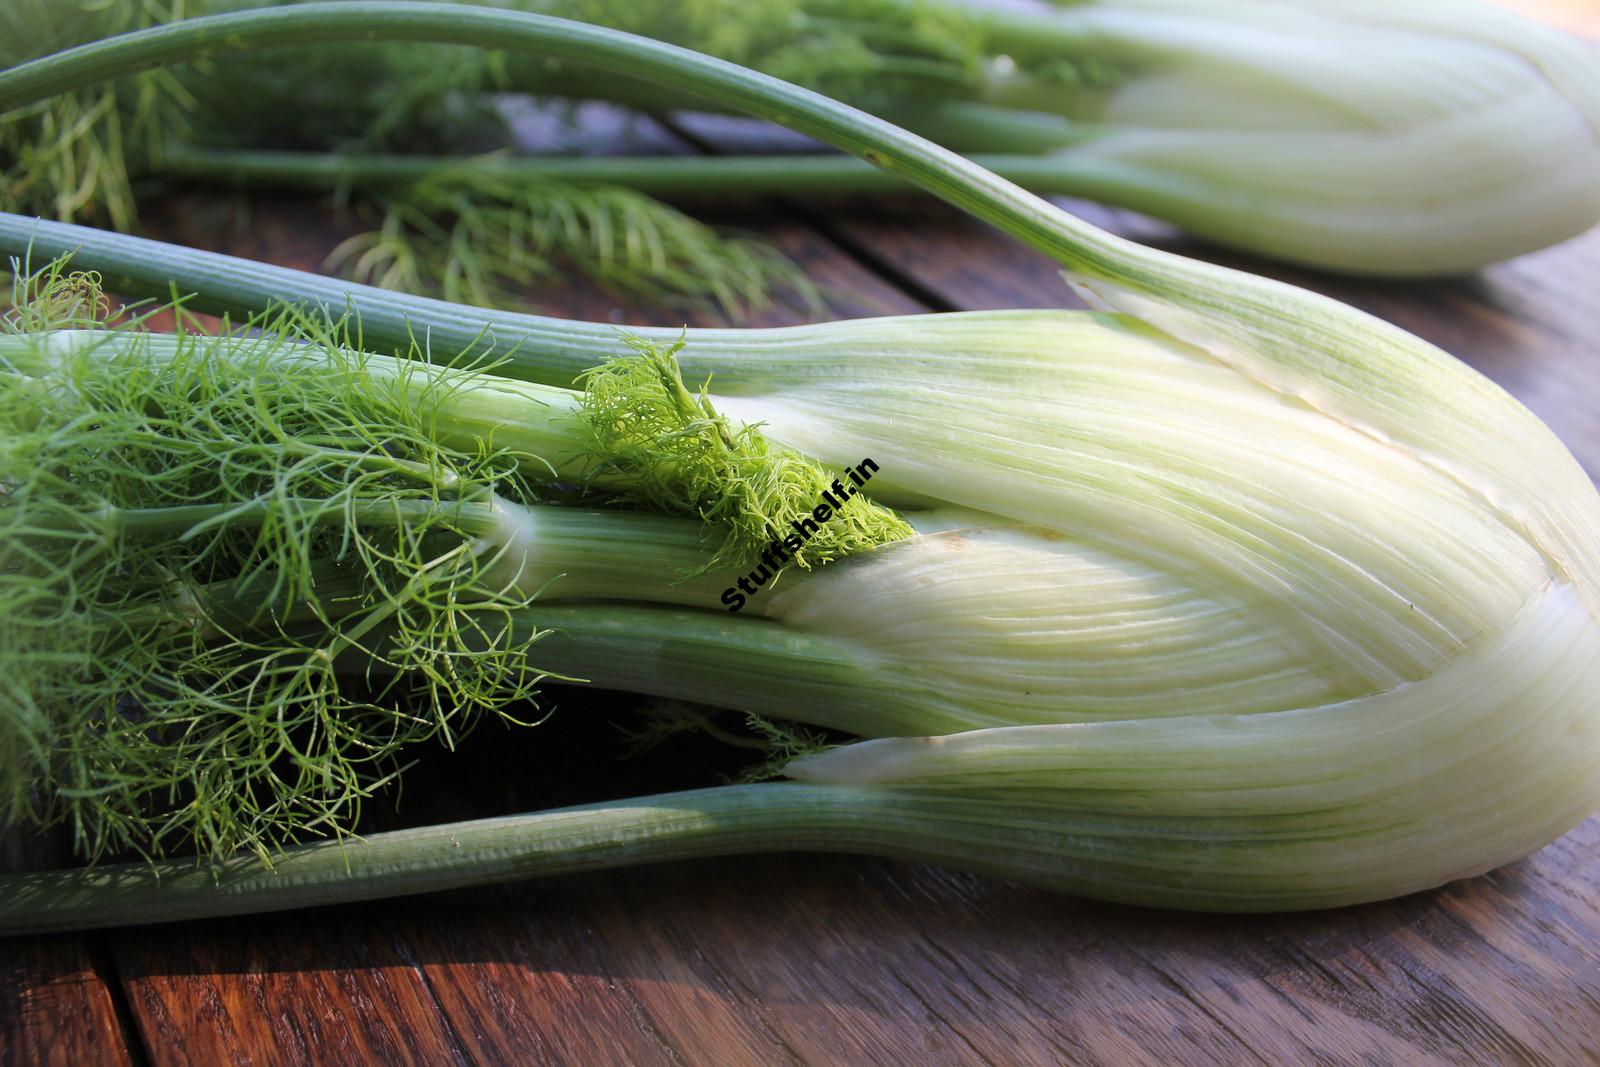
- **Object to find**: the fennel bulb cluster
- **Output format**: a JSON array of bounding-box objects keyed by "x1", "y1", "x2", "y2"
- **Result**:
[
  {"x1": 30, "y1": 268, "x2": 1600, "y2": 913},
  {"x1": 0, "y1": 3, "x2": 1596, "y2": 928}
]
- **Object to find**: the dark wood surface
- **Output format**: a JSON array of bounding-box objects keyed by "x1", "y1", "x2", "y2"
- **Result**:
[{"x1": 5, "y1": 7, "x2": 1600, "y2": 1064}]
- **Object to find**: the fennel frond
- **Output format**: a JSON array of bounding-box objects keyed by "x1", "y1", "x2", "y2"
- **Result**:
[
  {"x1": 0, "y1": 0, "x2": 189, "y2": 229},
  {"x1": 0, "y1": 279, "x2": 553, "y2": 862},
  {"x1": 328, "y1": 168, "x2": 819, "y2": 316},
  {"x1": 577, "y1": 334, "x2": 910, "y2": 572}
]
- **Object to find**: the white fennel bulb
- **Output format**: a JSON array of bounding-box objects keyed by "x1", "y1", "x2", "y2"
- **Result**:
[{"x1": 949, "y1": 0, "x2": 1600, "y2": 273}]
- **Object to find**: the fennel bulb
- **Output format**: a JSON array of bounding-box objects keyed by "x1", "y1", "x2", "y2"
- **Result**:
[
  {"x1": 17, "y1": 287, "x2": 1599, "y2": 912},
  {"x1": 933, "y1": 0, "x2": 1600, "y2": 274}
]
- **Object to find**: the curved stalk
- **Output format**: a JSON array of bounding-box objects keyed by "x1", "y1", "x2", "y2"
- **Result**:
[
  {"x1": 3, "y1": 767, "x2": 1465, "y2": 934},
  {"x1": 0, "y1": 784, "x2": 867, "y2": 934},
  {"x1": 159, "y1": 144, "x2": 1096, "y2": 199}
]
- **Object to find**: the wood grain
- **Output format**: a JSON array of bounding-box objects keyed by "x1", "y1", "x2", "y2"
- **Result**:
[
  {"x1": 0, "y1": 831, "x2": 134, "y2": 1067},
  {"x1": 110, "y1": 912, "x2": 469, "y2": 1067},
  {"x1": 0, "y1": 938, "x2": 133, "y2": 1067}
]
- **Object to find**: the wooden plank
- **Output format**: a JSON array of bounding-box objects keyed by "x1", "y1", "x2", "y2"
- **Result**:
[
  {"x1": 402, "y1": 875, "x2": 787, "y2": 1067},
  {"x1": 0, "y1": 938, "x2": 135, "y2": 1067},
  {"x1": 1, "y1": 834, "x2": 139, "y2": 1067},
  {"x1": 358, "y1": 823, "x2": 1600, "y2": 1066},
  {"x1": 110, "y1": 910, "x2": 468, "y2": 1067}
]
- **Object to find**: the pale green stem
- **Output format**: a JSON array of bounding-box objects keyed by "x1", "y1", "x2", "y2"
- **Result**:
[
  {"x1": 47, "y1": 497, "x2": 493, "y2": 538},
  {"x1": 799, "y1": 0, "x2": 1111, "y2": 97},
  {"x1": 879, "y1": 100, "x2": 1095, "y2": 155},
  {"x1": 343, "y1": 595, "x2": 980, "y2": 738},
  {"x1": 158, "y1": 144, "x2": 1097, "y2": 198},
  {"x1": 0, "y1": 773, "x2": 1364, "y2": 934},
  {"x1": 0, "y1": 784, "x2": 869, "y2": 934},
  {"x1": 497, "y1": 601, "x2": 952, "y2": 735},
  {"x1": 0, "y1": 331, "x2": 591, "y2": 467},
  {"x1": 160, "y1": 506, "x2": 729, "y2": 613},
  {"x1": 961, "y1": 4, "x2": 1104, "y2": 71},
  {"x1": 479, "y1": 508, "x2": 733, "y2": 606}
]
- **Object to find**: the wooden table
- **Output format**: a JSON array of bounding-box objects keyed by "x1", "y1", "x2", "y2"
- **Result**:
[{"x1": 5, "y1": 11, "x2": 1600, "y2": 1065}]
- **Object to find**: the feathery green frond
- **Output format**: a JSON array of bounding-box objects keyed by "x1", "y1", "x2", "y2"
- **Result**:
[
  {"x1": 0, "y1": 295, "x2": 554, "y2": 863},
  {"x1": 2, "y1": 258, "x2": 116, "y2": 332},
  {"x1": 514, "y1": 0, "x2": 991, "y2": 104},
  {"x1": 178, "y1": 1, "x2": 513, "y2": 151},
  {"x1": 615, "y1": 700, "x2": 771, "y2": 758},
  {"x1": 615, "y1": 703, "x2": 833, "y2": 782},
  {"x1": 0, "y1": 0, "x2": 191, "y2": 229},
  {"x1": 736, "y1": 714, "x2": 834, "y2": 782},
  {"x1": 577, "y1": 334, "x2": 913, "y2": 574},
  {"x1": 326, "y1": 167, "x2": 819, "y2": 316}
]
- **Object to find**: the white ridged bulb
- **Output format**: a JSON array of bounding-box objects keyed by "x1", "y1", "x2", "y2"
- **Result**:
[
  {"x1": 998, "y1": 0, "x2": 1600, "y2": 274},
  {"x1": 703, "y1": 303, "x2": 1600, "y2": 908}
]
